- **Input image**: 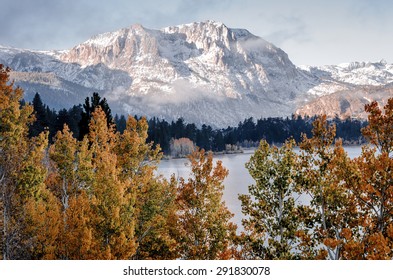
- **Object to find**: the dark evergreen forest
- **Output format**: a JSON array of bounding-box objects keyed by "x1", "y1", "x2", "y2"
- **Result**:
[{"x1": 28, "y1": 92, "x2": 367, "y2": 154}]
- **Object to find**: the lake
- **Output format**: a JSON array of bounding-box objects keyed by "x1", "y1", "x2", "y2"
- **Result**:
[{"x1": 157, "y1": 146, "x2": 363, "y2": 230}]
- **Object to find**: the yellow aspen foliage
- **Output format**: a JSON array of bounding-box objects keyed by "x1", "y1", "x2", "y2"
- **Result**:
[
  {"x1": 115, "y1": 116, "x2": 178, "y2": 259},
  {"x1": 361, "y1": 99, "x2": 393, "y2": 154},
  {"x1": 388, "y1": 224, "x2": 393, "y2": 239},
  {"x1": 23, "y1": 187, "x2": 61, "y2": 259},
  {"x1": 115, "y1": 116, "x2": 161, "y2": 180},
  {"x1": 49, "y1": 124, "x2": 99, "y2": 259},
  {"x1": 364, "y1": 233, "x2": 391, "y2": 260},
  {"x1": 1, "y1": 65, "x2": 34, "y2": 259},
  {"x1": 59, "y1": 190, "x2": 98, "y2": 259},
  {"x1": 177, "y1": 149, "x2": 237, "y2": 260},
  {"x1": 1, "y1": 64, "x2": 61, "y2": 259},
  {"x1": 132, "y1": 177, "x2": 179, "y2": 259},
  {"x1": 87, "y1": 107, "x2": 136, "y2": 259},
  {"x1": 49, "y1": 125, "x2": 78, "y2": 210},
  {"x1": 76, "y1": 137, "x2": 94, "y2": 188},
  {"x1": 16, "y1": 132, "x2": 61, "y2": 259}
]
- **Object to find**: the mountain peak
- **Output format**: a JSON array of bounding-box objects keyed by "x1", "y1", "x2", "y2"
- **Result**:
[
  {"x1": 163, "y1": 20, "x2": 226, "y2": 30},
  {"x1": 161, "y1": 20, "x2": 253, "y2": 40},
  {"x1": 130, "y1": 23, "x2": 144, "y2": 29}
]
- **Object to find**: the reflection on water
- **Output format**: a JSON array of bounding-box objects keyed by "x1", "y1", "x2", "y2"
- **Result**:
[{"x1": 157, "y1": 146, "x2": 363, "y2": 230}]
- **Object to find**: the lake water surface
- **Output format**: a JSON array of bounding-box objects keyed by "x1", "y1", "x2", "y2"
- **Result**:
[{"x1": 157, "y1": 146, "x2": 363, "y2": 229}]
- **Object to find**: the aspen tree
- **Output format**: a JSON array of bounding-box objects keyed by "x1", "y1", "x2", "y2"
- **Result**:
[
  {"x1": 49, "y1": 125, "x2": 98, "y2": 259},
  {"x1": 177, "y1": 149, "x2": 237, "y2": 259},
  {"x1": 1, "y1": 65, "x2": 61, "y2": 259},
  {"x1": 298, "y1": 116, "x2": 358, "y2": 259},
  {"x1": 344, "y1": 100, "x2": 393, "y2": 259},
  {"x1": 87, "y1": 107, "x2": 136, "y2": 259},
  {"x1": 239, "y1": 139, "x2": 300, "y2": 259},
  {"x1": 0, "y1": 65, "x2": 34, "y2": 259},
  {"x1": 115, "y1": 116, "x2": 178, "y2": 259}
]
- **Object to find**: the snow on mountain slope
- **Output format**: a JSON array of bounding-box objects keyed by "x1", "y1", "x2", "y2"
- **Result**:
[
  {"x1": 300, "y1": 60, "x2": 393, "y2": 93},
  {"x1": 0, "y1": 45, "x2": 131, "y2": 91}
]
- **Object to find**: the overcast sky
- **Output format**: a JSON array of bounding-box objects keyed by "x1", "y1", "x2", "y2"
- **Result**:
[{"x1": 1, "y1": 0, "x2": 392, "y2": 65}]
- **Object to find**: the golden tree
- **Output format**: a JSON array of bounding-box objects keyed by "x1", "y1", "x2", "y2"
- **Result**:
[
  {"x1": 297, "y1": 116, "x2": 359, "y2": 259},
  {"x1": 49, "y1": 125, "x2": 78, "y2": 213},
  {"x1": 48, "y1": 125, "x2": 98, "y2": 259},
  {"x1": 177, "y1": 149, "x2": 237, "y2": 259},
  {"x1": 0, "y1": 65, "x2": 61, "y2": 259},
  {"x1": 0, "y1": 65, "x2": 33, "y2": 259},
  {"x1": 17, "y1": 131, "x2": 61, "y2": 259},
  {"x1": 343, "y1": 99, "x2": 393, "y2": 259},
  {"x1": 115, "y1": 116, "x2": 178, "y2": 259},
  {"x1": 86, "y1": 107, "x2": 136, "y2": 259}
]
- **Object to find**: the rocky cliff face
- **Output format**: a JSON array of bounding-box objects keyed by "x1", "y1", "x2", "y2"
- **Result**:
[
  {"x1": 1, "y1": 21, "x2": 393, "y2": 126},
  {"x1": 296, "y1": 84, "x2": 393, "y2": 119}
]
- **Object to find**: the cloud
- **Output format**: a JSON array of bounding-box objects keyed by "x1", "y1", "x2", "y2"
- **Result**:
[
  {"x1": 351, "y1": 0, "x2": 393, "y2": 23},
  {"x1": 237, "y1": 37, "x2": 271, "y2": 54},
  {"x1": 263, "y1": 15, "x2": 311, "y2": 47},
  {"x1": 141, "y1": 79, "x2": 224, "y2": 107},
  {"x1": 1, "y1": 0, "x2": 85, "y2": 49},
  {"x1": 0, "y1": 0, "x2": 178, "y2": 49},
  {"x1": 110, "y1": 77, "x2": 226, "y2": 116}
]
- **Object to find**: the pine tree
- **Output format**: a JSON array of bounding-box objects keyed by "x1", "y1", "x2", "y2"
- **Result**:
[
  {"x1": 29, "y1": 93, "x2": 48, "y2": 137},
  {"x1": 54, "y1": 109, "x2": 71, "y2": 134},
  {"x1": 114, "y1": 114, "x2": 127, "y2": 133},
  {"x1": 78, "y1": 92, "x2": 113, "y2": 140}
]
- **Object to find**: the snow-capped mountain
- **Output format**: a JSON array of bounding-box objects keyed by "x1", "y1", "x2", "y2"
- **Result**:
[
  {"x1": 297, "y1": 61, "x2": 393, "y2": 118},
  {"x1": 60, "y1": 21, "x2": 310, "y2": 97},
  {"x1": 1, "y1": 21, "x2": 393, "y2": 126},
  {"x1": 0, "y1": 44, "x2": 132, "y2": 109}
]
